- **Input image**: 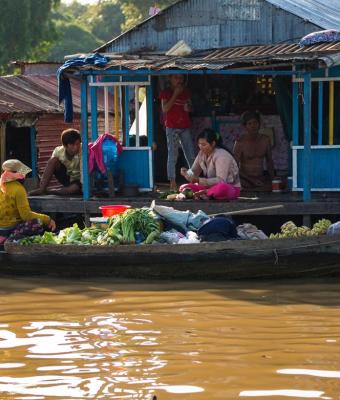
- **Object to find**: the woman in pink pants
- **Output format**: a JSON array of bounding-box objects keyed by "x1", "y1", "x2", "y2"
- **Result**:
[{"x1": 180, "y1": 129, "x2": 241, "y2": 200}]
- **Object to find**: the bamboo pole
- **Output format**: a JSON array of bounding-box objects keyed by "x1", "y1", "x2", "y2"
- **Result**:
[
  {"x1": 114, "y1": 86, "x2": 120, "y2": 139},
  {"x1": 104, "y1": 87, "x2": 109, "y2": 133},
  {"x1": 208, "y1": 204, "x2": 284, "y2": 217}
]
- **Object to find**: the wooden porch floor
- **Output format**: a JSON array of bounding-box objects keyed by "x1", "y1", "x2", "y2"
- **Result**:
[{"x1": 28, "y1": 189, "x2": 340, "y2": 218}]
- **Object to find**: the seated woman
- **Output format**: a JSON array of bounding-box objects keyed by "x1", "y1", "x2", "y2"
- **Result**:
[
  {"x1": 180, "y1": 129, "x2": 241, "y2": 200},
  {"x1": 0, "y1": 159, "x2": 55, "y2": 242},
  {"x1": 233, "y1": 111, "x2": 274, "y2": 191}
]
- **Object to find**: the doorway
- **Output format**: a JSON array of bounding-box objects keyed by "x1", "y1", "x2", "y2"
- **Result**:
[{"x1": 5, "y1": 123, "x2": 32, "y2": 169}]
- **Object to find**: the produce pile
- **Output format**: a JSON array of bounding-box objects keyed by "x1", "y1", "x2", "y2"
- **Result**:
[
  {"x1": 8, "y1": 219, "x2": 44, "y2": 241},
  {"x1": 159, "y1": 189, "x2": 194, "y2": 201},
  {"x1": 269, "y1": 219, "x2": 332, "y2": 239},
  {"x1": 19, "y1": 208, "x2": 161, "y2": 246}
]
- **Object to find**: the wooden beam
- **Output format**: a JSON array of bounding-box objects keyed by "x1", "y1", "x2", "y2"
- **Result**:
[{"x1": 28, "y1": 197, "x2": 340, "y2": 216}]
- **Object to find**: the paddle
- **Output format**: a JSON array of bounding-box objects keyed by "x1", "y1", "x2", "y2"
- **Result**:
[{"x1": 208, "y1": 204, "x2": 284, "y2": 217}]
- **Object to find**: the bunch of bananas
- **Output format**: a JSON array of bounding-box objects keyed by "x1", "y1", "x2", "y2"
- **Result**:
[
  {"x1": 311, "y1": 219, "x2": 332, "y2": 235},
  {"x1": 269, "y1": 219, "x2": 332, "y2": 239}
]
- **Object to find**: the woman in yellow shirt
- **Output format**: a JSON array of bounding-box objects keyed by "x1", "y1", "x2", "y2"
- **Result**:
[{"x1": 0, "y1": 160, "x2": 55, "y2": 239}]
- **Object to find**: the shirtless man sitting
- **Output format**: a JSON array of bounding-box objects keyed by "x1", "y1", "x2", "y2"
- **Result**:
[{"x1": 233, "y1": 111, "x2": 274, "y2": 191}]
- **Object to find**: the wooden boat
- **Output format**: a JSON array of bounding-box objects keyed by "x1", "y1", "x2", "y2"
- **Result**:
[{"x1": 1, "y1": 234, "x2": 340, "y2": 279}]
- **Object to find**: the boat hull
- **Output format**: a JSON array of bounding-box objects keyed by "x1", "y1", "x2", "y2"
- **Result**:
[{"x1": 2, "y1": 235, "x2": 340, "y2": 279}]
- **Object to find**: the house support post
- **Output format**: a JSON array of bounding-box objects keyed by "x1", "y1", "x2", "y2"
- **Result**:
[
  {"x1": 81, "y1": 77, "x2": 90, "y2": 200},
  {"x1": 303, "y1": 73, "x2": 312, "y2": 202},
  {"x1": 318, "y1": 82, "x2": 323, "y2": 145},
  {"x1": 30, "y1": 127, "x2": 37, "y2": 178},
  {"x1": 124, "y1": 87, "x2": 130, "y2": 146},
  {"x1": 329, "y1": 81, "x2": 334, "y2": 145},
  {"x1": 90, "y1": 75, "x2": 98, "y2": 141}
]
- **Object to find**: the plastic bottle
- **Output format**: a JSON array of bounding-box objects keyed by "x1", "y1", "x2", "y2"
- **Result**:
[
  {"x1": 272, "y1": 178, "x2": 282, "y2": 193},
  {"x1": 102, "y1": 138, "x2": 119, "y2": 176},
  {"x1": 135, "y1": 232, "x2": 145, "y2": 244}
]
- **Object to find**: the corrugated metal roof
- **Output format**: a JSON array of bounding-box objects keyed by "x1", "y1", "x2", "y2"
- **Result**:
[
  {"x1": 266, "y1": 0, "x2": 340, "y2": 30},
  {"x1": 95, "y1": 0, "x2": 339, "y2": 53},
  {"x1": 81, "y1": 41, "x2": 340, "y2": 72},
  {"x1": 0, "y1": 75, "x2": 81, "y2": 116},
  {"x1": 0, "y1": 75, "x2": 110, "y2": 116}
]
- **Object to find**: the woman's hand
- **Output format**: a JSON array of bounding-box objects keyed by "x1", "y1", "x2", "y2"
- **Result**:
[
  {"x1": 181, "y1": 168, "x2": 199, "y2": 183},
  {"x1": 184, "y1": 100, "x2": 192, "y2": 112},
  {"x1": 48, "y1": 219, "x2": 56, "y2": 231},
  {"x1": 174, "y1": 85, "x2": 183, "y2": 97},
  {"x1": 180, "y1": 167, "x2": 188, "y2": 177},
  {"x1": 193, "y1": 189, "x2": 208, "y2": 200}
]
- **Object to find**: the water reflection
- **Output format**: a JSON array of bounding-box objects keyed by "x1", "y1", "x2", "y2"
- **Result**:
[
  {"x1": 278, "y1": 369, "x2": 340, "y2": 378},
  {"x1": 0, "y1": 278, "x2": 339, "y2": 399},
  {"x1": 239, "y1": 389, "x2": 326, "y2": 398},
  {"x1": 0, "y1": 309, "x2": 165, "y2": 398}
]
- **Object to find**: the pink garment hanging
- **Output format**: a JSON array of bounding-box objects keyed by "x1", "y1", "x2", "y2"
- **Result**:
[{"x1": 88, "y1": 133, "x2": 123, "y2": 174}]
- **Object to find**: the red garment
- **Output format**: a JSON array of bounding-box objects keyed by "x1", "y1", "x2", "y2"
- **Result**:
[{"x1": 159, "y1": 88, "x2": 191, "y2": 128}]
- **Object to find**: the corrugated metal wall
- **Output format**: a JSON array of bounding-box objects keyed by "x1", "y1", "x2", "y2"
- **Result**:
[{"x1": 106, "y1": 0, "x2": 320, "y2": 53}]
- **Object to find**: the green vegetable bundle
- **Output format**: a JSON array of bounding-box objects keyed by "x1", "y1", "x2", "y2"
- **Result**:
[
  {"x1": 19, "y1": 208, "x2": 161, "y2": 246},
  {"x1": 99, "y1": 208, "x2": 160, "y2": 245}
]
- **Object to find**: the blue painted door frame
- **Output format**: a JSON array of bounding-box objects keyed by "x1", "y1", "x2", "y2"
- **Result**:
[{"x1": 80, "y1": 74, "x2": 154, "y2": 199}]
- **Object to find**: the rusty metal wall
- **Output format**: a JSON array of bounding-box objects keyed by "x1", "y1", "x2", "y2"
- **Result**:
[
  {"x1": 35, "y1": 114, "x2": 81, "y2": 187},
  {"x1": 105, "y1": 0, "x2": 321, "y2": 53}
]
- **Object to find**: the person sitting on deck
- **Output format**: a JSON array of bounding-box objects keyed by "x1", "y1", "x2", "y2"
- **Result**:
[
  {"x1": 233, "y1": 111, "x2": 274, "y2": 192},
  {"x1": 180, "y1": 129, "x2": 241, "y2": 200},
  {"x1": 30, "y1": 128, "x2": 82, "y2": 196},
  {"x1": 0, "y1": 159, "x2": 55, "y2": 242}
]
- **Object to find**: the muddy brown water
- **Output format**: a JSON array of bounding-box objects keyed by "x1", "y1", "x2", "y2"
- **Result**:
[{"x1": 0, "y1": 277, "x2": 340, "y2": 399}]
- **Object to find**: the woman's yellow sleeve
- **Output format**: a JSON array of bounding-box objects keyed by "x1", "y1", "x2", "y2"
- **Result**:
[{"x1": 15, "y1": 186, "x2": 51, "y2": 225}]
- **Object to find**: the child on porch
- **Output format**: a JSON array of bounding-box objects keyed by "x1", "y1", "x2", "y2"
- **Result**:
[
  {"x1": 160, "y1": 74, "x2": 196, "y2": 191},
  {"x1": 30, "y1": 128, "x2": 82, "y2": 196}
]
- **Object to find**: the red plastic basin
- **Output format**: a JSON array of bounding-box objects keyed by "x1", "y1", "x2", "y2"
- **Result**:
[{"x1": 99, "y1": 205, "x2": 131, "y2": 217}]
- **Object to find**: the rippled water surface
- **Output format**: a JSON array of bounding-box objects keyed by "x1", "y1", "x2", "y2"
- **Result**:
[{"x1": 0, "y1": 277, "x2": 340, "y2": 399}]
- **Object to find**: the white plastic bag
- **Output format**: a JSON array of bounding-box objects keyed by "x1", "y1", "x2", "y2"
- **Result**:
[{"x1": 178, "y1": 231, "x2": 200, "y2": 244}]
